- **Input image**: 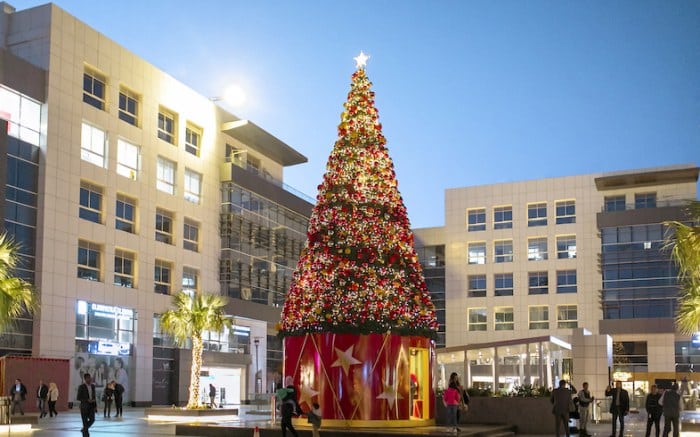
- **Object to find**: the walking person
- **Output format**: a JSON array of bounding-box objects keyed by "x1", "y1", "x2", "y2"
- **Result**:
[
  {"x1": 577, "y1": 381, "x2": 595, "y2": 437},
  {"x1": 278, "y1": 375, "x2": 300, "y2": 437},
  {"x1": 645, "y1": 384, "x2": 662, "y2": 437},
  {"x1": 307, "y1": 401, "x2": 322, "y2": 437},
  {"x1": 443, "y1": 376, "x2": 462, "y2": 433},
  {"x1": 36, "y1": 379, "x2": 48, "y2": 418},
  {"x1": 102, "y1": 381, "x2": 114, "y2": 417},
  {"x1": 113, "y1": 381, "x2": 124, "y2": 417},
  {"x1": 660, "y1": 383, "x2": 681, "y2": 437},
  {"x1": 77, "y1": 373, "x2": 97, "y2": 436},
  {"x1": 605, "y1": 380, "x2": 630, "y2": 437},
  {"x1": 47, "y1": 382, "x2": 59, "y2": 417},
  {"x1": 208, "y1": 383, "x2": 217, "y2": 408},
  {"x1": 9, "y1": 378, "x2": 27, "y2": 415},
  {"x1": 551, "y1": 379, "x2": 572, "y2": 437}
]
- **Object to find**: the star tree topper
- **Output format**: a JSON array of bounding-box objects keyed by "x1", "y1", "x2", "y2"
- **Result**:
[{"x1": 354, "y1": 50, "x2": 370, "y2": 69}]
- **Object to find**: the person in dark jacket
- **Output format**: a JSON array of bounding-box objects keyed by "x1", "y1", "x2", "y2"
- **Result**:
[
  {"x1": 9, "y1": 378, "x2": 27, "y2": 415},
  {"x1": 605, "y1": 380, "x2": 630, "y2": 437},
  {"x1": 551, "y1": 380, "x2": 572, "y2": 437},
  {"x1": 660, "y1": 383, "x2": 681, "y2": 437},
  {"x1": 645, "y1": 384, "x2": 663, "y2": 437},
  {"x1": 112, "y1": 381, "x2": 124, "y2": 417},
  {"x1": 279, "y1": 376, "x2": 300, "y2": 437},
  {"x1": 77, "y1": 373, "x2": 97, "y2": 436},
  {"x1": 102, "y1": 382, "x2": 114, "y2": 418},
  {"x1": 36, "y1": 380, "x2": 48, "y2": 418}
]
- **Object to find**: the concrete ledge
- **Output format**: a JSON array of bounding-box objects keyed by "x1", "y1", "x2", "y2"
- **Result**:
[
  {"x1": 8, "y1": 415, "x2": 39, "y2": 425},
  {"x1": 145, "y1": 407, "x2": 238, "y2": 419}
]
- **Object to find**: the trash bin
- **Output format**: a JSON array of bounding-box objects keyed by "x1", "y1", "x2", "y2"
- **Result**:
[{"x1": 0, "y1": 396, "x2": 11, "y2": 424}]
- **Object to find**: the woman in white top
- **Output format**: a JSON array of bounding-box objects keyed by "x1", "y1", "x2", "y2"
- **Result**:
[{"x1": 47, "y1": 382, "x2": 59, "y2": 417}]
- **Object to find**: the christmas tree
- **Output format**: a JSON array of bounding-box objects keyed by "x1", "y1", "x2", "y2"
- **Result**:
[{"x1": 279, "y1": 52, "x2": 438, "y2": 340}]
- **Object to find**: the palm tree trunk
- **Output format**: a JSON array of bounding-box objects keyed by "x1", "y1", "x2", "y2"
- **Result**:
[{"x1": 187, "y1": 334, "x2": 204, "y2": 409}]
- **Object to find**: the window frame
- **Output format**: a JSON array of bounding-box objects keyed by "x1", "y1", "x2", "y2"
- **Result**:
[
  {"x1": 494, "y1": 273, "x2": 514, "y2": 296},
  {"x1": 635, "y1": 192, "x2": 657, "y2": 209},
  {"x1": 77, "y1": 240, "x2": 101, "y2": 281},
  {"x1": 182, "y1": 266, "x2": 199, "y2": 294},
  {"x1": 494, "y1": 239, "x2": 513, "y2": 263},
  {"x1": 116, "y1": 138, "x2": 140, "y2": 180},
  {"x1": 467, "y1": 242, "x2": 486, "y2": 265},
  {"x1": 528, "y1": 305, "x2": 549, "y2": 330},
  {"x1": 118, "y1": 86, "x2": 139, "y2": 126},
  {"x1": 157, "y1": 107, "x2": 177, "y2": 144},
  {"x1": 527, "y1": 237, "x2": 548, "y2": 261},
  {"x1": 555, "y1": 200, "x2": 576, "y2": 224},
  {"x1": 493, "y1": 205, "x2": 513, "y2": 229},
  {"x1": 79, "y1": 181, "x2": 103, "y2": 224},
  {"x1": 156, "y1": 157, "x2": 176, "y2": 194},
  {"x1": 184, "y1": 169, "x2": 202, "y2": 204},
  {"x1": 155, "y1": 209, "x2": 174, "y2": 245},
  {"x1": 557, "y1": 304, "x2": 578, "y2": 328},
  {"x1": 528, "y1": 271, "x2": 549, "y2": 295},
  {"x1": 83, "y1": 67, "x2": 106, "y2": 110},
  {"x1": 115, "y1": 194, "x2": 136, "y2": 233},
  {"x1": 467, "y1": 208, "x2": 486, "y2": 232},
  {"x1": 468, "y1": 274, "x2": 487, "y2": 298},
  {"x1": 185, "y1": 123, "x2": 202, "y2": 156},
  {"x1": 154, "y1": 259, "x2": 172, "y2": 295},
  {"x1": 80, "y1": 122, "x2": 106, "y2": 167},
  {"x1": 494, "y1": 306, "x2": 514, "y2": 331},
  {"x1": 556, "y1": 235, "x2": 577, "y2": 259},
  {"x1": 468, "y1": 307, "x2": 487, "y2": 331},
  {"x1": 556, "y1": 270, "x2": 577, "y2": 294},
  {"x1": 527, "y1": 202, "x2": 547, "y2": 227},
  {"x1": 114, "y1": 248, "x2": 135, "y2": 288},
  {"x1": 604, "y1": 195, "x2": 626, "y2": 212},
  {"x1": 183, "y1": 218, "x2": 199, "y2": 252}
]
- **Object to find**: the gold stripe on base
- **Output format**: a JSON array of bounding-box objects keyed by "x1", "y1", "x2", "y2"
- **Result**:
[{"x1": 292, "y1": 417, "x2": 435, "y2": 428}]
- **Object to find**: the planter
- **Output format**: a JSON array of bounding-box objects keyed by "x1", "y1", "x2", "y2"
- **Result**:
[{"x1": 436, "y1": 396, "x2": 554, "y2": 434}]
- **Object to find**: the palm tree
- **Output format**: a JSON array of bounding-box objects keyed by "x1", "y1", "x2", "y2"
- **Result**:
[
  {"x1": 0, "y1": 232, "x2": 36, "y2": 331},
  {"x1": 665, "y1": 200, "x2": 700, "y2": 334},
  {"x1": 160, "y1": 291, "x2": 231, "y2": 408}
]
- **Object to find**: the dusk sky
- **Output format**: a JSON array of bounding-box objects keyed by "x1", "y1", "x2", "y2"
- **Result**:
[{"x1": 11, "y1": 0, "x2": 700, "y2": 228}]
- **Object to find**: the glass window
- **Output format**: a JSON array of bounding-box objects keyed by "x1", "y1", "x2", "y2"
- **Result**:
[
  {"x1": 604, "y1": 195, "x2": 626, "y2": 212},
  {"x1": 529, "y1": 305, "x2": 549, "y2": 329},
  {"x1": 155, "y1": 209, "x2": 173, "y2": 244},
  {"x1": 494, "y1": 273, "x2": 514, "y2": 296},
  {"x1": 528, "y1": 202, "x2": 547, "y2": 227},
  {"x1": 116, "y1": 139, "x2": 139, "y2": 180},
  {"x1": 81, "y1": 122, "x2": 106, "y2": 167},
  {"x1": 468, "y1": 242, "x2": 486, "y2": 265},
  {"x1": 185, "y1": 123, "x2": 201, "y2": 156},
  {"x1": 183, "y1": 219, "x2": 199, "y2": 252},
  {"x1": 556, "y1": 235, "x2": 577, "y2": 259},
  {"x1": 494, "y1": 205, "x2": 512, "y2": 229},
  {"x1": 1, "y1": 85, "x2": 41, "y2": 146},
  {"x1": 494, "y1": 307, "x2": 514, "y2": 330},
  {"x1": 118, "y1": 87, "x2": 139, "y2": 126},
  {"x1": 182, "y1": 267, "x2": 199, "y2": 294},
  {"x1": 114, "y1": 249, "x2": 135, "y2": 288},
  {"x1": 468, "y1": 275, "x2": 486, "y2": 298},
  {"x1": 78, "y1": 240, "x2": 101, "y2": 281},
  {"x1": 184, "y1": 169, "x2": 202, "y2": 204},
  {"x1": 556, "y1": 270, "x2": 577, "y2": 294},
  {"x1": 157, "y1": 157, "x2": 176, "y2": 194},
  {"x1": 494, "y1": 239, "x2": 513, "y2": 263},
  {"x1": 528, "y1": 237, "x2": 548, "y2": 261},
  {"x1": 468, "y1": 308, "x2": 487, "y2": 331},
  {"x1": 83, "y1": 68, "x2": 106, "y2": 110},
  {"x1": 157, "y1": 107, "x2": 177, "y2": 144},
  {"x1": 467, "y1": 208, "x2": 486, "y2": 232},
  {"x1": 557, "y1": 304, "x2": 578, "y2": 328},
  {"x1": 528, "y1": 271, "x2": 548, "y2": 295},
  {"x1": 79, "y1": 181, "x2": 103, "y2": 224},
  {"x1": 635, "y1": 192, "x2": 657, "y2": 209},
  {"x1": 154, "y1": 259, "x2": 172, "y2": 295},
  {"x1": 555, "y1": 200, "x2": 576, "y2": 224},
  {"x1": 115, "y1": 194, "x2": 136, "y2": 233}
]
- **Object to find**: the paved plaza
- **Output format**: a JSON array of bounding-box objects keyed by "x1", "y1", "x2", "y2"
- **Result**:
[{"x1": 5, "y1": 405, "x2": 700, "y2": 437}]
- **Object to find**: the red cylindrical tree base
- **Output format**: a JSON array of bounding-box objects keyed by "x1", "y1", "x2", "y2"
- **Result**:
[{"x1": 283, "y1": 332, "x2": 434, "y2": 427}]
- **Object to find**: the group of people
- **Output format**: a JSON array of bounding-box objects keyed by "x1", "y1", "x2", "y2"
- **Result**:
[
  {"x1": 552, "y1": 379, "x2": 683, "y2": 437},
  {"x1": 77, "y1": 373, "x2": 125, "y2": 436},
  {"x1": 275, "y1": 376, "x2": 321, "y2": 437},
  {"x1": 9, "y1": 378, "x2": 59, "y2": 418}
]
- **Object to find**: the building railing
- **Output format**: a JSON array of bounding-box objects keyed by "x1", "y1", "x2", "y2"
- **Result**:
[
  {"x1": 224, "y1": 157, "x2": 315, "y2": 204},
  {"x1": 601, "y1": 198, "x2": 690, "y2": 212}
]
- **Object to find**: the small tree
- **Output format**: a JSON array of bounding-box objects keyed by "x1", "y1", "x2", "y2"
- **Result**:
[
  {"x1": 0, "y1": 233, "x2": 36, "y2": 331},
  {"x1": 160, "y1": 291, "x2": 231, "y2": 408},
  {"x1": 665, "y1": 200, "x2": 700, "y2": 334}
]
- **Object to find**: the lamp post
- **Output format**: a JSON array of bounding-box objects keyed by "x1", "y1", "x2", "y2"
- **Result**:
[{"x1": 254, "y1": 337, "x2": 260, "y2": 394}]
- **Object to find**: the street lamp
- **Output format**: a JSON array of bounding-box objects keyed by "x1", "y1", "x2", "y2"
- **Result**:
[{"x1": 254, "y1": 337, "x2": 260, "y2": 394}]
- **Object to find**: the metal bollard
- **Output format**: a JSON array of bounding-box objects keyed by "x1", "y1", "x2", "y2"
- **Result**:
[{"x1": 271, "y1": 394, "x2": 276, "y2": 423}]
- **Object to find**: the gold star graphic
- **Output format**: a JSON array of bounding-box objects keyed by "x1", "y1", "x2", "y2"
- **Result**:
[
  {"x1": 299, "y1": 383, "x2": 319, "y2": 409},
  {"x1": 376, "y1": 366, "x2": 403, "y2": 409},
  {"x1": 331, "y1": 345, "x2": 362, "y2": 376}
]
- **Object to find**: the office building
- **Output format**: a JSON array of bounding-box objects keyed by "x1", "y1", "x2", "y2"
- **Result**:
[{"x1": 0, "y1": 2, "x2": 311, "y2": 406}]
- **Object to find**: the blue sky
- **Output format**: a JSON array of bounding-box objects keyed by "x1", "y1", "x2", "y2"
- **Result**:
[{"x1": 11, "y1": 0, "x2": 700, "y2": 228}]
